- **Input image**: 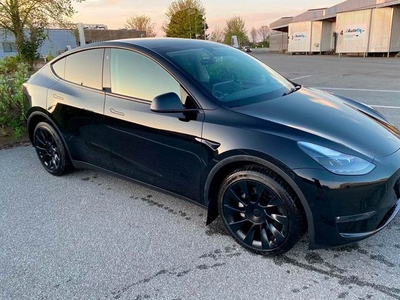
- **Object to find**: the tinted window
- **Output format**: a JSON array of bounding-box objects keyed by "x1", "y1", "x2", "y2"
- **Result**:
[
  {"x1": 165, "y1": 46, "x2": 294, "y2": 107},
  {"x1": 52, "y1": 58, "x2": 65, "y2": 79},
  {"x1": 110, "y1": 49, "x2": 180, "y2": 101},
  {"x1": 64, "y1": 49, "x2": 104, "y2": 90}
]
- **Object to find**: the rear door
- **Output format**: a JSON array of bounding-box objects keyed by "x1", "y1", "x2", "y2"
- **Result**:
[{"x1": 48, "y1": 48, "x2": 114, "y2": 171}]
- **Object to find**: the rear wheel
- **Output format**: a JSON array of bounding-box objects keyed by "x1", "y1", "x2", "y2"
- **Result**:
[
  {"x1": 218, "y1": 167, "x2": 304, "y2": 255},
  {"x1": 33, "y1": 122, "x2": 70, "y2": 176}
]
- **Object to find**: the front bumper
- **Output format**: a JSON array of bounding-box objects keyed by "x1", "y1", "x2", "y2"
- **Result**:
[
  {"x1": 337, "y1": 198, "x2": 400, "y2": 239},
  {"x1": 293, "y1": 148, "x2": 400, "y2": 249}
]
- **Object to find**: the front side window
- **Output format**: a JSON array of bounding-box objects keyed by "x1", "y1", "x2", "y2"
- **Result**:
[{"x1": 110, "y1": 49, "x2": 180, "y2": 101}]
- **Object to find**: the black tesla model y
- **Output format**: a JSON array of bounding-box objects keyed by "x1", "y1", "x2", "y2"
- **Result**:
[{"x1": 23, "y1": 38, "x2": 400, "y2": 255}]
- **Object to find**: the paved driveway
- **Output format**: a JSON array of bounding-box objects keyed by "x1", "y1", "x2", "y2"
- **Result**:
[{"x1": 1, "y1": 53, "x2": 400, "y2": 300}]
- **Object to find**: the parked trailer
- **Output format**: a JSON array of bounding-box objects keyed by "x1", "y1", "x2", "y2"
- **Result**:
[
  {"x1": 311, "y1": 21, "x2": 334, "y2": 53},
  {"x1": 336, "y1": 7, "x2": 400, "y2": 57},
  {"x1": 369, "y1": 6, "x2": 400, "y2": 55},
  {"x1": 288, "y1": 21, "x2": 312, "y2": 54},
  {"x1": 270, "y1": 30, "x2": 288, "y2": 52},
  {"x1": 289, "y1": 20, "x2": 333, "y2": 54}
]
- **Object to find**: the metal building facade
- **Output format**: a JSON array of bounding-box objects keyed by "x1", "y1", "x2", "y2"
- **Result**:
[
  {"x1": 336, "y1": 9, "x2": 372, "y2": 54},
  {"x1": 336, "y1": 6, "x2": 400, "y2": 55},
  {"x1": 270, "y1": 0, "x2": 400, "y2": 56},
  {"x1": 269, "y1": 30, "x2": 288, "y2": 52},
  {"x1": 288, "y1": 21, "x2": 312, "y2": 53},
  {"x1": 269, "y1": 17, "x2": 292, "y2": 52}
]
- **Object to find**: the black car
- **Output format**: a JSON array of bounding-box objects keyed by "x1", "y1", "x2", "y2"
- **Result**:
[
  {"x1": 23, "y1": 38, "x2": 400, "y2": 255},
  {"x1": 243, "y1": 46, "x2": 251, "y2": 53}
]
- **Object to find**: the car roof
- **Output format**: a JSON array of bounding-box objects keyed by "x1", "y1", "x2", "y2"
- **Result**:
[{"x1": 78, "y1": 38, "x2": 220, "y2": 52}]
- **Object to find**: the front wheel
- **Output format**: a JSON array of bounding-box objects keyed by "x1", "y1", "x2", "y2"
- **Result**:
[
  {"x1": 33, "y1": 122, "x2": 71, "y2": 176},
  {"x1": 218, "y1": 167, "x2": 304, "y2": 255}
]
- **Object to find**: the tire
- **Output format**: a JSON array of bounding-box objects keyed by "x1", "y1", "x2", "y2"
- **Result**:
[
  {"x1": 218, "y1": 167, "x2": 304, "y2": 255},
  {"x1": 33, "y1": 122, "x2": 71, "y2": 176}
]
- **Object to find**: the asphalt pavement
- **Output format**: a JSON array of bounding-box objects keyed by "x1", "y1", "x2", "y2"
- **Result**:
[{"x1": 1, "y1": 53, "x2": 400, "y2": 300}]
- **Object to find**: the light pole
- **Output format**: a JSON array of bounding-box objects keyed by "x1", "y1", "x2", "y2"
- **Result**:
[
  {"x1": 188, "y1": 8, "x2": 191, "y2": 39},
  {"x1": 203, "y1": 16, "x2": 207, "y2": 40}
]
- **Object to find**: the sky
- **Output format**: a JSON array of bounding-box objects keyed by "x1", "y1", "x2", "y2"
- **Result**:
[{"x1": 70, "y1": 0, "x2": 341, "y2": 36}]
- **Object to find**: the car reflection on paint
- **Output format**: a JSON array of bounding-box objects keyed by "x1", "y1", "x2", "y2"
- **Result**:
[{"x1": 23, "y1": 38, "x2": 400, "y2": 255}]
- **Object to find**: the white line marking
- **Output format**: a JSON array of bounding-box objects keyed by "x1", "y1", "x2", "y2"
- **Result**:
[
  {"x1": 371, "y1": 105, "x2": 400, "y2": 109},
  {"x1": 290, "y1": 75, "x2": 312, "y2": 80},
  {"x1": 314, "y1": 87, "x2": 400, "y2": 93}
]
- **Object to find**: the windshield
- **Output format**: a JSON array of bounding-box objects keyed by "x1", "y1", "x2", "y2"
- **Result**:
[{"x1": 165, "y1": 45, "x2": 295, "y2": 107}]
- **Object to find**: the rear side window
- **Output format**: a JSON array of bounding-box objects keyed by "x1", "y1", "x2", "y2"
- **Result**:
[
  {"x1": 52, "y1": 59, "x2": 65, "y2": 79},
  {"x1": 52, "y1": 49, "x2": 104, "y2": 90}
]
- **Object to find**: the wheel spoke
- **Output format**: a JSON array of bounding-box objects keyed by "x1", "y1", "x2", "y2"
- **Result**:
[
  {"x1": 267, "y1": 213, "x2": 288, "y2": 226},
  {"x1": 243, "y1": 224, "x2": 256, "y2": 246},
  {"x1": 238, "y1": 181, "x2": 250, "y2": 199},
  {"x1": 228, "y1": 219, "x2": 248, "y2": 233},
  {"x1": 255, "y1": 183, "x2": 266, "y2": 203},
  {"x1": 39, "y1": 129, "x2": 48, "y2": 144},
  {"x1": 35, "y1": 131, "x2": 46, "y2": 146},
  {"x1": 266, "y1": 195, "x2": 284, "y2": 208},
  {"x1": 260, "y1": 225, "x2": 272, "y2": 249},
  {"x1": 35, "y1": 145, "x2": 46, "y2": 151},
  {"x1": 226, "y1": 187, "x2": 247, "y2": 207},
  {"x1": 224, "y1": 203, "x2": 245, "y2": 214},
  {"x1": 268, "y1": 223, "x2": 285, "y2": 244}
]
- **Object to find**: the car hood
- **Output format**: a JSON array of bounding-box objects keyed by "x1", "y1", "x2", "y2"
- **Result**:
[{"x1": 231, "y1": 87, "x2": 400, "y2": 159}]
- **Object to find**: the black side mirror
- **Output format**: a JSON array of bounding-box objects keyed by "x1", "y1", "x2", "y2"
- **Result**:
[{"x1": 150, "y1": 92, "x2": 185, "y2": 113}]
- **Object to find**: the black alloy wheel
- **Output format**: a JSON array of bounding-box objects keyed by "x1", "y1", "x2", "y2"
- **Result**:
[
  {"x1": 218, "y1": 168, "x2": 304, "y2": 255},
  {"x1": 33, "y1": 122, "x2": 70, "y2": 176}
]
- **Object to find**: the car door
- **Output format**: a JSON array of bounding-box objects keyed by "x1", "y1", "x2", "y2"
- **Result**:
[
  {"x1": 48, "y1": 48, "x2": 114, "y2": 171},
  {"x1": 104, "y1": 48, "x2": 212, "y2": 201}
]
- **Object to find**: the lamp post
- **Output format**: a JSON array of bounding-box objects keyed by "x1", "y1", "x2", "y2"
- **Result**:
[
  {"x1": 203, "y1": 16, "x2": 207, "y2": 40},
  {"x1": 188, "y1": 8, "x2": 191, "y2": 39}
]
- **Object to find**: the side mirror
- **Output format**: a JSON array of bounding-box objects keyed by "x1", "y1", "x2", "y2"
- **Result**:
[{"x1": 150, "y1": 92, "x2": 185, "y2": 113}]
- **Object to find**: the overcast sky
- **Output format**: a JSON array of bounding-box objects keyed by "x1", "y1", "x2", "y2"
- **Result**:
[{"x1": 70, "y1": 0, "x2": 341, "y2": 35}]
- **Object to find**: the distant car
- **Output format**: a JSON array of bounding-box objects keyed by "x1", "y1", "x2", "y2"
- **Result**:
[
  {"x1": 23, "y1": 38, "x2": 400, "y2": 255},
  {"x1": 243, "y1": 46, "x2": 251, "y2": 52}
]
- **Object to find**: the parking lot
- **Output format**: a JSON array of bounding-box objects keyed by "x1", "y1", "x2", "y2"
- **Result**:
[{"x1": 1, "y1": 53, "x2": 400, "y2": 300}]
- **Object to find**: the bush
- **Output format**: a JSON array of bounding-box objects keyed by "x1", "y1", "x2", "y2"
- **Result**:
[
  {"x1": 0, "y1": 58, "x2": 29, "y2": 138},
  {"x1": 1, "y1": 56, "x2": 20, "y2": 75}
]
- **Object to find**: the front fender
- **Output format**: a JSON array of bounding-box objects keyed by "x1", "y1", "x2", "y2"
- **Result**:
[{"x1": 203, "y1": 153, "x2": 315, "y2": 247}]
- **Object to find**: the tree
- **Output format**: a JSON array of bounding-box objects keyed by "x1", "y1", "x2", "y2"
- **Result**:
[
  {"x1": 163, "y1": 0, "x2": 206, "y2": 39},
  {"x1": 249, "y1": 27, "x2": 257, "y2": 45},
  {"x1": 209, "y1": 25, "x2": 224, "y2": 43},
  {"x1": 258, "y1": 25, "x2": 269, "y2": 46},
  {"x1": 223, "y1": 16, "x2": 248, "y2": 47},
  {"x1": 126, "y1": 14, "x2": 157, "y2": 37},
  {"x1": 0, "y1": 0, "x2": 84, "y2": 66}
]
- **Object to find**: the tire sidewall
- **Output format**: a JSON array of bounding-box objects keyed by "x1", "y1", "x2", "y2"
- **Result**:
[
  {"x1": 33, "y1": 122, "x2": 67, "y2": 176},
  {"x1": 217, "y1": 169, "x2": 302, "y2": 255}
]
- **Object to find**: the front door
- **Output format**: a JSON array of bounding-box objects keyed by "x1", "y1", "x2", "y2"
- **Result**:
[{"x1": 104, "y1": 48, "x2": 212, "y2": 201}]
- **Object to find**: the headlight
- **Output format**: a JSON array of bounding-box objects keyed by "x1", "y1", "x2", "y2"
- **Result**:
[{"x1": 298, "y1": 141, "x2": 375, "y2": 175}]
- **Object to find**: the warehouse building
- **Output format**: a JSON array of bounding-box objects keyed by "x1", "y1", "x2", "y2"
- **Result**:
[
  {"x1": 270, "y1": 0, "x2": 400, "y2": 56},
  {"x1": 0, "y1": 25, "x2": 146, "y2": 59},
  {"x1": 0, "y1": 29, "x2": 77, "y2": 59}
]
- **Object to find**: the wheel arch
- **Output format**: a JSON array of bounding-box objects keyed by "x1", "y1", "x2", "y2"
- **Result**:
[
  {"x1": 203, "y1": 154, "x2": 315, "y2": 245},
  {"x1": 27, "y1": 109, "x2": 49, "y2": 143},
  {"x1": 27, "y1": 110, "x2": 73, "y2": 163}
]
